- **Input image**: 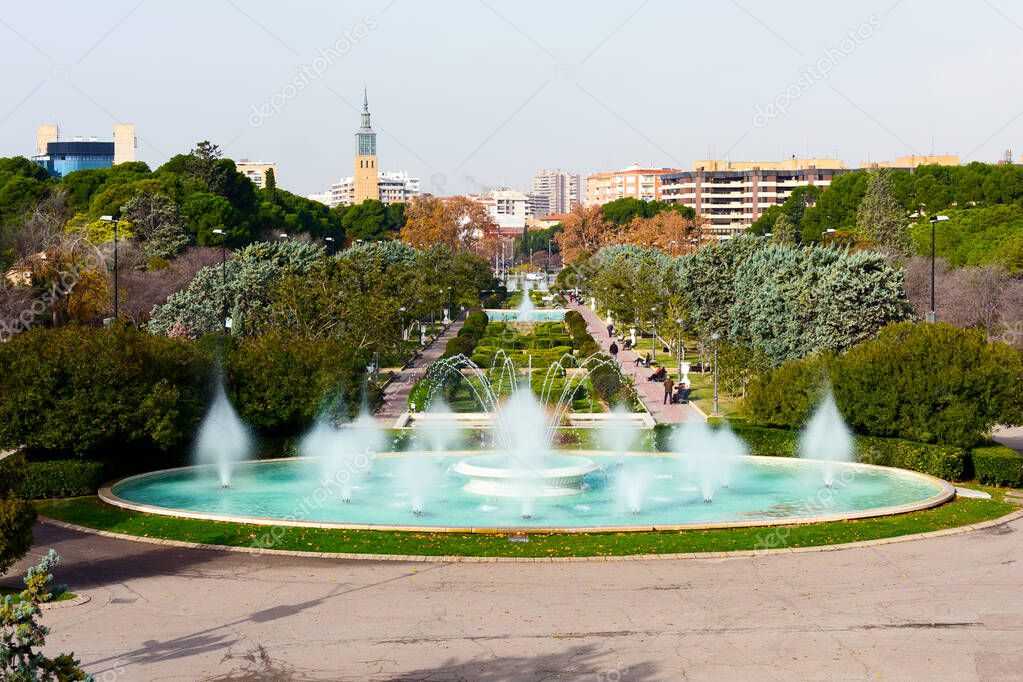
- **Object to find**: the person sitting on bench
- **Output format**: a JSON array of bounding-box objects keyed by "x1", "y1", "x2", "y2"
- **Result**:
[
  {"x1": 672, "y1": 386, "x2": 692, "y2": 404},
  {"x1": 648, "y1": 366, "x2": 666, "y2": 382},
  {"x1": 634, "y1": 352, "x2": 651, "y2": 368},
  {"x1": 622, "y1": 338, "x2": 633, "y2": 351}
]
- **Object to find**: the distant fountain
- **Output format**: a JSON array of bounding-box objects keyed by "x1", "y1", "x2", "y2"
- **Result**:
[
  {"x1": 194, "y1": 380, "x2": 252, "y2": 487},
  {"x1": 799, "y1": 391, "x2": 854, "y2": 487},
  {"x1": 517, "y1": 280, "x2": 535, "y2": 321},
  {"x1": 419, "y1": 398, "x2": 461, "y2": 465}
]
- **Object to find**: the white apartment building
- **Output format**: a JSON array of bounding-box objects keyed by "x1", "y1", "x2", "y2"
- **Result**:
[
  {"x1": 532, "y1": 169, "x2": 580, "y2": 214},
  {"x1": 319, "y1": 170, "x2": 420, "y2": 207},
  {"x1": 584, "y1": 164, "x2": 680, "y2": 206}
]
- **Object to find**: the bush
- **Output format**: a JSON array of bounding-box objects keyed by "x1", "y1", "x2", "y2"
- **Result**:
[
  {"x1": 972, "y1": 444, "x2": 1023, "y2": 487},
  {"x1": 226, "y1": 332, "x2": 372, "y2": 434},
  {"x1": 745, "y1": 323, "x2": 1023, "y2": 448},
  {"x1": 21, "y1": 460, "x2": 107, "y2": 499},
  {"x1": 0, "y1": 453, "x2": 36, "y2": 575},
  {"x1": 0, "y1": 325, "x2": 212, "y2": 463},
  {"x1": 657, "y1": 424, "x2": 969, "y2": 480}
]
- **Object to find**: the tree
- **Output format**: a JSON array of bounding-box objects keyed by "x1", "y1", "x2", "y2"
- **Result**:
[
  {"x1": 622, "y1": 211, "x2": 703, "y2": 256},
  {"x1": 341, "y1": 199, "x2": 394, "y2": 242},
  {"x1": 770, "y1": 213, "x2": 799, "y2": 245},
  {"x1": 399, "y1": 196, "x2": 495, "y2": 252},
  {"x1": 1, "y1": 550, "x2": 90, "y2": 681},
  {"x1": 0, "y1": 454, "x2": 35, "y2": 576},
  {"x1": 856, "y1": 168, "x2": 911, "y2": 256},
  {"x1": 264, "y1": 167, "x2": 276, "y2": 193},
  {"x1": 187, "y1": 140, "x2": 223, "y2": 188},
  {"x1": 554, "y1": 204, "x2": 614, "y2": 263},
  {"x1": 120, "y1": 190, "x2": 190, "y2": 260}
]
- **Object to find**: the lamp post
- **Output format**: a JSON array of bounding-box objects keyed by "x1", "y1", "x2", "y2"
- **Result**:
[
  {"x1": 675, "y1": 317, "x2": 686, "y2": 381},
  {"x1": 928, "y1": 215, "x2": 949, "y2": 323},
  {"x1": 650, "y1": 306, "x2": 658, "y2": 362},
  {"x1": 212, "y1": 229, "x2": 229, "y2": 332},
  {"x1": 100, "y1": 215, "x2": 118, "y2": 321},
  {"x1": 710, "y1": 332, "x2": 721, "y2": 417},
  {"x1": 399, "y1": 306, "x2": 407, "y2": 341}
]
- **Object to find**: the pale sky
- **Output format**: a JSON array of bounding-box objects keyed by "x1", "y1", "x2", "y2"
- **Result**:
[{"x1": 3, "y1": 0, "x2": 1023, "y2": 197}]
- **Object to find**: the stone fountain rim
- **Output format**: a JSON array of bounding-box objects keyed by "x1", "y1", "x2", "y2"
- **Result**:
[{"x1": 99, "y1": 452, "x2": 956, "y2": 534}]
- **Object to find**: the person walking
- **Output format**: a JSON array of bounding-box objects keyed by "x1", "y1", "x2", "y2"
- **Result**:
[
  {"x1": 609, "y1": 341, "x2": 619, "y2": 363},
  {"x1": 663, "y1": 374, "x2": 675, "y2": 405}
]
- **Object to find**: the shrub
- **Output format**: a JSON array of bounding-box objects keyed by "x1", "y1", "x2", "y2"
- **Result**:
[
  {"x1": 21, "y1": 460, "x2": 107, "y2": 499},
  {"x1": 856, "y1": 435, "x2": 970, "y2": 481},
  {"x1": 0, "y1": 325, "x2": 212, "y2": 463},
  {"x1": 0, "y1": 453, "x2": 36, "y2": 575},
  {"x1": 225, "y1": 333, "x2": 372, "y2": 434},
  {"x1": 831, "y1": 323, "x2": 1023, "y2": 448},
  {"x1": 730, "y1": 424, "x2": 799, "y2": 457},
  {"x1": 972, "y1": 444, "x2": 1023, "y2": 487},
  {"x1": 746, "y1": 323, "x2": 1023, "y2": 448}
]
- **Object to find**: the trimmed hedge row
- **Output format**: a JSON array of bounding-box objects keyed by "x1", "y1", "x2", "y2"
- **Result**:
[
  {"x1": 652, "y1": 423, "x2": 972, "y2": 481},
  {"x1": 20, "y1": 460, "x2": 107, "y2": 499},
  {"x1": 972, "y1": 445, "x2": 1023, "y2": 487},
  {"x1": 564, "y1": 310, "x2": 599, "y2": 357},
  {"x1": 444, "y1": 311, "x2": 489, "y2": 359}
]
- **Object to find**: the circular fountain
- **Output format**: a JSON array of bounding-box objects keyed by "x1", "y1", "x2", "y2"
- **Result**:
[
  {"x1": 452, "y1": 453, "x2": 599, "y2": 497},
  {"x1": 104, "y1": 351, "x2": 956, "y2": 534}
]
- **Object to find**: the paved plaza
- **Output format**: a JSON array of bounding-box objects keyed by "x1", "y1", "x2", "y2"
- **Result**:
[{"x1": 13, "y1": 516, "x2": 1023, "y2": 681}]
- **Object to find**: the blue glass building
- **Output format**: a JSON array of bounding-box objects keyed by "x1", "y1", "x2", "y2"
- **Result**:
[{"x1": 34, "y1": 140, "x2": 116, "y2": 177}]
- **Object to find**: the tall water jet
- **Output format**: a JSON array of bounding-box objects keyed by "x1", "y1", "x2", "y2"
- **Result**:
[
  {"x1": 799, "y1": 391, "x2": 854, "y2": 487},
  {"x1": 194, "y1": 381, "x2": 252, "y2": 487},
  {"x1": 671, "y1": 420, "x2": 720, "y2": 503},
  {"x1": 616, "y1": 466, "x2": 650, "y2": 515},
  {"x1": 711, "y1": 422, "x2": 749, "y2": 488},
  {"x1": 600, "y1": 405, "x2": 639, "y2": 466},
  {"x1": 302, "y1": 403, "x2": 386, "y2": 503},
  {"x1": 420, "y1": 398, "x2": 461, "y2": 465},
  {"x1": 517, "y1": 280, "x2": 535, "y2": 320}
]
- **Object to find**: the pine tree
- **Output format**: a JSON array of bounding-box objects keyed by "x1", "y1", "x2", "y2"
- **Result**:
[
  {"x1": 856, "y1": 168, "x2": 910, "y2": 256},
  {"x1": 771, "y1": 213, "x2": 800, "y2": 245}
]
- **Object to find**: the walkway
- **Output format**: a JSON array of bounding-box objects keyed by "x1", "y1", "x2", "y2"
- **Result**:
[
  {"x1": 570, "y1": 302, "x2": 700, "y2": 424},
  {"x1": 10, "y1": 516, "x2": 1023, "y2": 680},
  {"x1": 375, "y1": 314, "x2": 465, "y2": 426}
]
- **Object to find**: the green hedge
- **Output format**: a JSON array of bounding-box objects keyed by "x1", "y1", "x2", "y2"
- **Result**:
[
  {"x1": 0, "y1": 453, "x2": 37, "y2": 574},
  {"x1": 972, "y1": 445, "x2": 1023, "y2": 487},
  {"x1": 21, "y1": 460, "x2": 107, "y2": 499},
  {"x1": 653, "y1": 424, "x2": 971, "y2": 481}
]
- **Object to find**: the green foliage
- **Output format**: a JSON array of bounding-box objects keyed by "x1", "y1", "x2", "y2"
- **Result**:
[
  {"x1": 515, "y1": 225, "x2": 562, "y2": 258},
  {"x1": 856, "y1": 435, "x2": 970, "y2": 481},
  {"x1": 971, "y1": 445, "x2": 1023, "y2": 487},
  {"x1": 20, "y1": 460, "x2": 106, "y2": 499},
  {"x1": 225, "y1": 333, "x2": 373, "y2": 434},
  {"x1": 0, "y1": 549, "x2": 90, "y2": 681},
  {"x1": 445, "y1": 311, "x2": 488, "y2": 360},
  {"x1": 0, "y1": 325, "x2": 212, "y2": 462},
  {"x1": 856, "y1": 168, "x2": 910, "y2": 255},
  {"x1": 148, "y1": 240, "x2": 325, "y2": 336},
  {"x1": 908, "y1": 204, "x2": 1023, "y2": 273},
  {"x1": 0, "y1": 454, "x2": 36, "y2": 576},
  {"x1": 746, "y1": 323, "x2": 1023, "y2": 448},
  {"x1": 602, "y1": 197, "x2": 695, "y2": 226},
  {"x1": 337, "y1": 200, "x2": 405, "y2": 241}
]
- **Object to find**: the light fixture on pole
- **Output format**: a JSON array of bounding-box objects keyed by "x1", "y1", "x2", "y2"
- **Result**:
[
  {"x1": 710, "y1": 332, "x2": 721, "y2": 418},
  {"x1": 99, "y1": 216, "x2": 118, "y2": 321},
  {"x1": 212, "y1": 229, "x2": 229, "y2": 332},
  {"x1": 675, "y1": 317, "x2": 686, "y2": 381},
  {"x1": 650, "y1": 306, "x2": 658, "y2": 362},
  {"x1": 928, "y1": 216, "x2": 949, "y2": 323}
]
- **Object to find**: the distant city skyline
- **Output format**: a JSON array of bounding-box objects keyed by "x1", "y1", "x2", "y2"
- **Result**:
[{"x1": 3, "y1": 1, "x2": 1023, "y2": 196}]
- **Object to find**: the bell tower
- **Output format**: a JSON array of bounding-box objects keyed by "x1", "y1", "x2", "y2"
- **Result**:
[{"x1": 353, "y1": 87, "x2": 379, "y2": 203}]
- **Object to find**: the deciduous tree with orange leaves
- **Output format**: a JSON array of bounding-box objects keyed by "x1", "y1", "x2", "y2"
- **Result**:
[
  {"x1": 622, "y1": 211, "x2": 705, "y2": 256},
  {"x1": 400, "y1": 195, "x2": 497, "y2": 253},
  {"x1": 553, "y1": 204, "x2": 617, "y2": 263}
]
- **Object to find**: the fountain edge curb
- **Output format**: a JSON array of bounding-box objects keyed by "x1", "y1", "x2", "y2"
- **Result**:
[{"x1": 35, "y1": 508, "x2": 1023, "y2": 564}]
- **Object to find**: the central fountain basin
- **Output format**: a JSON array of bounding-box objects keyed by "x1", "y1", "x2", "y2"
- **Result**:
[
  {"x1": 452, "y1": 454, "x2": 599, "y2": 497},
  {"x1": 103, "y1": 451, "x2": 954, "y2": 532}
]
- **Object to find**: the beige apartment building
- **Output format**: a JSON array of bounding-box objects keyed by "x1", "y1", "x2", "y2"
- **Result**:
[
  {"x1": 235, "y1": 159, "x2": 278, "y2": 189},
  {"x1": 660, "y1": 155, "x2": 961, "y2": 239},
  {"x1": 584, "y1": 164, "x2": 680, "y2": 205}
]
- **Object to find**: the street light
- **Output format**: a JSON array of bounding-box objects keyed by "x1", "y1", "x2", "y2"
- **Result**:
[
  {"x1": 399, "y1": 306, "x2": 407, "y2": 341},
  {"x1": 710, "y1": 332, "x2": 721, "y2": 417},
  {"x1": 650, "y1": 306, "x2": 658, "y2": 362},
  {"x1": 99, "y1": 216, "x2": 118, "y2": 320},
  {"x1": 675, "y1": 317, "x2": 686, "y2": 381},
  {"x1": 212, "y1": 229, "x2": 229, "y2": 332},
  {"x1": 928, "y1": 216, "x2": 949, "y2": 323}
]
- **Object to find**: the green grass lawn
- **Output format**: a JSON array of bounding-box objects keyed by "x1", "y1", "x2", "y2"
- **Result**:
[
  {"x1": 686, "y1": 372, "x2": 743, "y2": 419},
  {"x1": 34, "y1": 495, "x2": 1016, "y2": 559}
]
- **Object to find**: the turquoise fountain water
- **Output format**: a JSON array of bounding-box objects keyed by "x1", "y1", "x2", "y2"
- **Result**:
[{"x1": 113, "y1": 371, "x2": 951, "y2": 531}]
